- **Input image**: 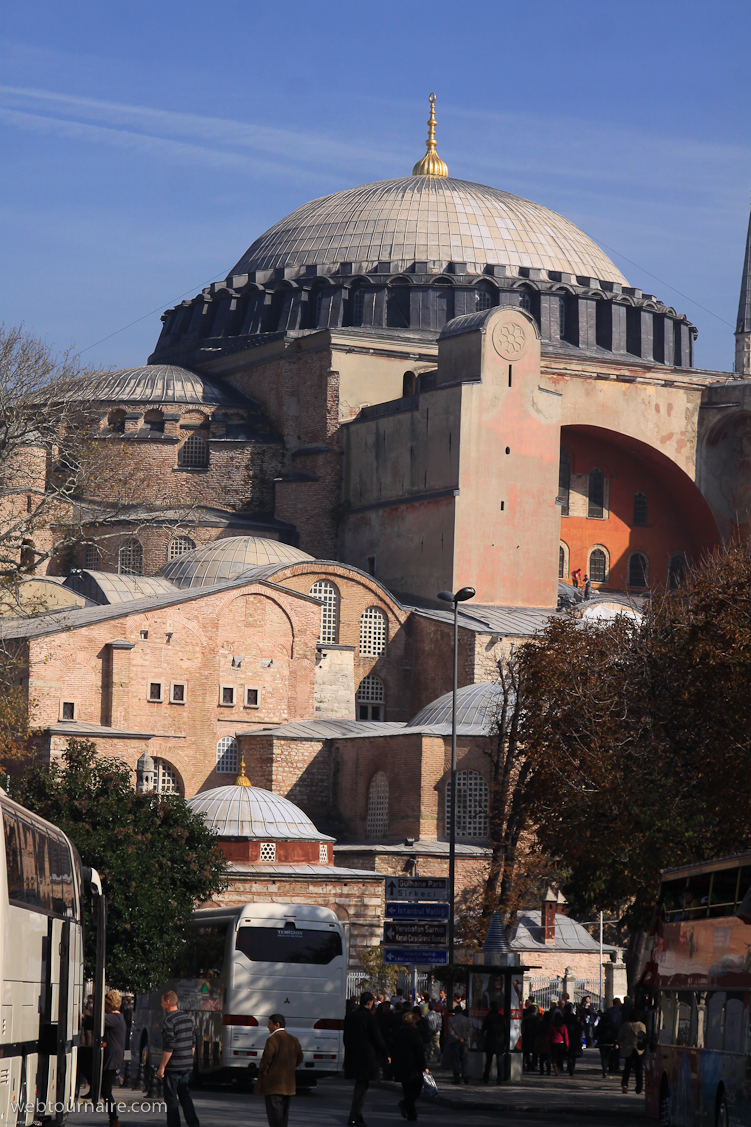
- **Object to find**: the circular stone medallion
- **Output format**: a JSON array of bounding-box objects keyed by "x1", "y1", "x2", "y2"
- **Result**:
[{"x1": 492, "y1": 319, "x2": 529, "y2": 360}]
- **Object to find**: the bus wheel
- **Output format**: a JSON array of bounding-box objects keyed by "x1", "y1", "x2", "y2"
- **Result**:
[
  {"x1": 15, "y1": 1060, "x2": 26, "y2": 1127},
  {"x1": 716, "y1": 1090, "x2": 729, "y2": 1127},
  {"x1": 659, "y1": 1077, "x2": 671, "y2": 1127}
]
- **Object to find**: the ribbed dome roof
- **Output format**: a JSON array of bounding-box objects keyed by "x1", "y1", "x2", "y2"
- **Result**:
[
  {"x1": 65, "y1": 365, "x2": 249, "y2": 408},
  {"x1": 188, "y1": 783, "x2": 333, "y2": 841},
  {"x1": 160, "y1": 536, "x2": 313, "y2": 588},
  {"x1": 230, "y1": 176, "x2": 627, "y2": 284},
  {"x1": 407, "y1": 681, "x2": 504, "y2": 730}
]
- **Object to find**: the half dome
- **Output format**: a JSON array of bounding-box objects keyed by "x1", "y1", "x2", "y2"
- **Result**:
[
  {"x1": 62, "y1": 365, "x2": 249, "y2": 408},
  {"x1": 159, "y1": 535, "x2": 313, "y2": 588},
  {"x1": 188, "y1": 783, "x2": 333, "y2": 841},
  {"x1": 230, "y1": 176, "x2": 627, "y2": 284},
  {"x1": 407, "y1": 680, "x2": 504, "y2": 730}
]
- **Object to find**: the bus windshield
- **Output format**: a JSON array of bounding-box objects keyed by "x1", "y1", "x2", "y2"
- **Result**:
[{"x1": 236, "y1": 925, "x2": 342, "y2": 965}]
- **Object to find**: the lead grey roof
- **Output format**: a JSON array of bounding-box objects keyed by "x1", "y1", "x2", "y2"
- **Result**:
[
  {"x1": 160, "y1": 536, "x2": 314, "y2": 588},
  {"x1": 45, "y1": 720, "x2": 156, "y2": 739},
  {"x1": 509, "y1": 910, "x2": 618, "y2": 953},
  {"x1": 407, "y1": 602, "x2": 557, "y2": 636},
  {"x1": 188, "y1": 783, "x2": 334, "y2": 841},
  {"x1": 251, "y1": 714, "x2": 492, "y2": 739},
  {"x1": 407, "y1": 681, "x2": 504, "y2": 730},
  {"x1": 335, "y1": 840, "x2": 491, "y2": 857},
  {"x1": 64, "y1": 570, "x2": 176, "y2": 606},
  {"x1": 226, "y1": 862, "x2": 382, "y2": 879},
  {"x1": 62, "y1": 365, "x2": 250, "y2": 407},
  {"x1": 230, "y1": 176, "x2": 627, "y2": 283}
]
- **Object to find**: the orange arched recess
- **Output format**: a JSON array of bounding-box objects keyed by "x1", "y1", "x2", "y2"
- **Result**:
[{"x1": 559, "y1": 425, "x2": 719, "y2": 591}]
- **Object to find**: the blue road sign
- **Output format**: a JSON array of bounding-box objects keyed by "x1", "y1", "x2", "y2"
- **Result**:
[
  {"x1": 383, "y1": 948, "x2": 449, "y2": 966},
  {"x1": 386, "y1": 902, "x2": 450, "y2": 920}
]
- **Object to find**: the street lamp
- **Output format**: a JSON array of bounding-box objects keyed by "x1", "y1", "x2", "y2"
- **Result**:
[{"x1": 437, "y1": 586, "x2": 476, "y2": 963}]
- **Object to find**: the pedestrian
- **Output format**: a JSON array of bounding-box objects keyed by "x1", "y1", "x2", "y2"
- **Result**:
[
  {"x1": 593, "y1": 1009, "x2": 615, "y2": 1078},
  {"x1": 418, "y1": 994, "x2": 430, "y2": 1017},
  {"x1": 621, "y1": 995, "x2": 633, "y2": 1024},
  {"x1": 100, "y1": 990, "x2": 127, "y2": 1127},
  {"x1": 572, "y1": 568, "x2": 580, "y2": 589},
  {"x1": 618, "y1": 1010, "x2": 647, "y2": 1095},
  {"x1": 563, "y1": 1003, "x2": 582, "y2": 1076},
  {"x1": 343, "y1": 991, "x2": 390, "y2": 1127},
  {"x1": 425, "y1": 1004, "x2": 442, "y2": 1064},
  {"x1": 521, "y1": 1002, "x2": 538, "y2": 1072},
  {"x1": 576, "y1": 996, "x2": 594, "y2": 1048},
  {"x1": 390, "y1": 988, "x2": 405, "y2": 1007},
  {"x1": 155, "y1": 990, "x2": 200, "y2": 1127},
  {"x1": 548, "y1": 1012, "x2": 569, "y2": 1078},
  {"x1": 608, "y1": 998, "x2": 623, "y2": 1074},
  {"x1": 535, "y1": 1008, "x2": 552, "y2": 1076},
  {"x1": 583, "y1": 575, "x2": 591, "y2": 600},
  {"x1": 481, "y1": 1001, "x2": 507, "y2": 1084},
  {"x1": 254, "y1": 1013, "x2": 303, "y2": 1127},
  {"x1": 447, "y1": 1005, "x2": 471, "y2": 1085},
  {"x1": 392, "y1": 1011, "x2": 428, "y2": 1122},
  {"x1": 78, "y1": 993, "x2": 95, "y2": 1098}
]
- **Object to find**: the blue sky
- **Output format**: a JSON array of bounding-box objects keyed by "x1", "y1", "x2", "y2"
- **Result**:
[{"x1": 1, "y1": 1, "x2": 750, "y2": 373}]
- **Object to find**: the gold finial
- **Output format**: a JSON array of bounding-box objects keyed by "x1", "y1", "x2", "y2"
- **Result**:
[
  {"x1": 412, "y1": 93, "x2": 448, "y2": 178},
  {"x1": 235, "y1": 755, "x2": 251, "y2": 787}
]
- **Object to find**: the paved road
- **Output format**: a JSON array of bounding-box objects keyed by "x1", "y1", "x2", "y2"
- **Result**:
[{"x1": 65, "y1": 1076, "x2": 645, "y2": 1126}]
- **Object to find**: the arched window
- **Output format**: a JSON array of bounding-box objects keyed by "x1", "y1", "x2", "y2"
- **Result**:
[
  {"x1": 118, "y1": 539, "x2": 143, "y2": 576},
  {"x1": 314, "y1": 289, "x2": 326, "y2": 328},
  {"x1": 668, "y1": 552, "x2": 688, "y2": 589},
  {"x1": 558, "y1": 541, "x2": 569, "y2": 580},
  {"x1": 475, "y1": 288, "x2": 492, "y2": 312},
  {"x1": 402, "y1": 371, "x2": 417, "y2": 397},
  {"x1": 386, "y1": 286, "x2": 410, "y2": 329},
  {"x1": 366, "y1": 772, "x2": 389, "y2": 839},
  {"x1": 588, "y1": 546, "x2": 608, "y2": 584},
  {"x1": 216, "y1": 736, "x2": 239, "y2": 774},
  {"x1": 20, "y1": 539, "x2": 35, "y2": 571},
  {"x1": 309, "y1": 580, "x2": 338, "y2": 644},
  {"x1": 107, "y1": 409, "x2": 126, "y2": 434},
  {"x1": 558, "y1": 449, "x2": 570, "y2": 516},
  {"x1": 518, "y1": 290, "x2": 531, "y2": 312},
  {"x1": 445, "y1": 770, "x2": 489, "y2": 838},
  {"x1": 144, "y1": 409, "x2": 164, "y2": 434},
  {"x1": 155, "y1": 758, "x2": 181, "y2": 795},
  {"x1": 588, "y1": 468, "x2": 604, "y2": 519},
  {"x1": 628, "y1": 552, "x2": 648, "y2": 588},
  {"x1": 359, "y1": 607, "x2": 387, "y2": 657},
  {"x1": 168, "y1": 536, "x2": 195, "y2": 562},
  {"x1": 351, "y1": 288, "x2": 365, "y2": 327},
  {"x1": 179, "y1": 434, "x2": 209, "y2": 468},
  {"x1": 633, "y1": 492, "x2": 647, "y2": 527},
  {"x1": 357, "y1": 674, "x2": 384, "y2": 721},
  {"x1": 434, "y1": 280, "x2": 454, "y2": 329}
]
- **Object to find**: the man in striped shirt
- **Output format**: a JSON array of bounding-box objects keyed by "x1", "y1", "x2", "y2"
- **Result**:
[{"x1": 156, "y1": 991, "x2": 200, "y2": 1127}]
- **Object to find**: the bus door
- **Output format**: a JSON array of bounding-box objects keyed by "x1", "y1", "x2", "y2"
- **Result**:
[
  {"x1": 36, "y1": 917, "x2": 69, "y2": 1118},
  {"x1": 84, "y1": 868, "x2": 107, "y2": 1109}
]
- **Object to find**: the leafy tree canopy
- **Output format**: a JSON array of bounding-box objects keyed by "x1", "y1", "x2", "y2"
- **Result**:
[{"x1": 13, "y1": 739, "x2": 227, "y2": 992}]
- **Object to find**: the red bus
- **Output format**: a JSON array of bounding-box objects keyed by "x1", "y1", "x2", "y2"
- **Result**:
[{"x1": 640, "y1": 852, "x2": 751, "y2": 1126}]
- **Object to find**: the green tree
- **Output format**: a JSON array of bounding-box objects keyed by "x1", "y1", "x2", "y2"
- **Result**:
[{"x1": 13, "y1": 739, "x2": 227, "y2": 991}]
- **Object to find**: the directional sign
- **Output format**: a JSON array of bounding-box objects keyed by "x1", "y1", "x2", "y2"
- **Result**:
[
  {"x1": 383, "y1": 921, "x2": 448, "y2": 946},
  {"x1": 386, "y1": 902, "x2": 450, "y2": 921},
  {"x1": 384, "y1": 948, "x2": 449, "y2": 966},
  {"x1": 385, "y1": 877, "x2": 449, "y2": 901}
]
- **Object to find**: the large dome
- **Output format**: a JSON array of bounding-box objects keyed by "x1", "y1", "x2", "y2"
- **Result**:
[
  {"x1": 230, "y1": 176, "x2": 628, "y2": 284},
  {"x1": 189, "y1": 783, "x2": 333, "y2": 841},
  {"x1": 62, "y1": 365, "x2": 249, "y2": 408},
  {"x1": 160, "y1": 535, "x2": 313, "y2": 588}
]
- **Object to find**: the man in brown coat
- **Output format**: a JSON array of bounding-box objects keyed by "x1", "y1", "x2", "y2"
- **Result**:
[{"x1": 255, "y1": 1014, "x2": 303, "y2": 1127}]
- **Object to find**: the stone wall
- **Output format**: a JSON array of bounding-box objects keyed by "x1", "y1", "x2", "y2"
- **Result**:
[{"x1": 314, "y1": 646, "x2": 355, "y2": 718}]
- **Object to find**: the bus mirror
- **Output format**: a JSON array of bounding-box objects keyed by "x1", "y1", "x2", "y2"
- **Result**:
[{"x1": 736, "y1": 884, "x2": 751, "y2": 924}]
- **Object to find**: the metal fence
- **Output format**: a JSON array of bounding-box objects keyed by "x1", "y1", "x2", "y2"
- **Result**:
[
  {"x1": 527, "y1": 976, "x2": 603, "y2": 1011},
  {"x1": 347, "y1": 970, "x2": 430, "y2": 999}
]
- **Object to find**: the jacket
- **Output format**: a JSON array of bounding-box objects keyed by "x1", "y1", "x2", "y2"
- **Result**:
[
  {"x1": 343, "y1": 1006, "x2": 389, "y2": 1081},
  {"x1": 618, "y1": 1021, "x2": 647, "y2": 1058},
  {"x1": 391, "y1": 1024, "x2": 427, "y2": 1082},
  {"x1": 447, "y1": 1012, "x2": 471, "y2": 1044},
  {"x1": 548, "y1": 1022, "x2": 569, "y2": 1048},
  {"x1": 102, "y1": 1013, "x2": 127, "y2": 1072},
  {"x1": 481, "y1": 1009, "x2": 508, "y2": 1054},
  {"x1": 255, "y1": 1029, "x2": 304, "y2": 1096}
]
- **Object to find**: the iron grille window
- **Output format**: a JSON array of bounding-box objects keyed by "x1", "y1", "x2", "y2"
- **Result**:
[
  {"x1": 558, "y1": 450, "x2": 570, "y2": 515},
  {"x1": 589, "y1": 548, "x2": 607, "y2": 583},
  {"x1": 367, "y1": 772, "x2": 389, "y2": 839},
  {"x1": 259, "y1": 842, "x2": 276, "y2": 862},
  {"x1": 61, "y1": 702, "x2": 74, "y2": 720},
  {"x1": 168, "y1": 536, "x2": 195, "y2": 561},
  {"x1": 357, "y1": 674, "x2": 384, "y2": 721},
  {"x1": 633, "y1": 492, "x2": 647, "y2": 527},
  {"x1": 309, "y1": 580, "x2": 338, "y2": 644},
  {"x1": 319, "y1": 843, "x2": 328, "y2": 863},
  {"x1": 171, "y1": 683, "x2": 185, "y2": 703},
  {"x1": 558, "y1": 545, "x2": 565, "y2": 579},
  {"x1": 518, "y1": 291, "x2": 531, "y2": 312},
  {"x1": 475, "y1": 289, "x2": 492, "y2": 312},
  {"x1": 83, "y1": 543, "x2": 100, "y2": 570},
  {"x1": 445, "y1": 770, "x2": 489, "y2": 838},
  {"x1": 588, "y1": 468, "x2": 604, "y2": 519},
  {"x1": 352, "y1": 289, "x2": 365, "y2": 326},
  {"x1": 179, "y1": 434, "x2": 209, "y2": 468},
  {"x1": 155, "y1": 759, "x2": 179, "y2": 795},
  {"x1": 216, "y1": 736, "x2": 239, "y2": 774},
  {"x1": 118, "y1": 539, "x2": 143, "y2": 576},
  {"x1": 628, "y1": 552, "x2": 648, "y2": 587},
  {"x1": 359, "y1": 607, "x2": 387, "y2": 657}
]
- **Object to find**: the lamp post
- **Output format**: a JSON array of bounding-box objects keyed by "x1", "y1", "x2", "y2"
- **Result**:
[{"x1": 437, "y1": 586, "x2": 476, "y2": 964}]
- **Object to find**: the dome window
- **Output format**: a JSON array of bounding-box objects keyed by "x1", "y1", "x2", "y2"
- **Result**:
[
  {"x1": 107, "y1": 409, "x2": 126, "y2": 434},
  {"x1": 118, "y1": 538, "x2": 143, "y2": 577},
  {"x1": 387, "y1": 286, "x2": 411, "y2": 329},
  {"x1": 216, "y1": 736, "x2": 239, "y2": 774},
  {"x1": 366, "y1": 772, "x2": 389, "y2": 839},
  {"x1": 357, "y1": 674, "x2": 384, "y2": 721},
  {"x1": 179, "y1": 434, "x2": 209, "y2": 469},
  {"x1": 445, "y1": 770, "x2": 488, "y2": 839},
  {"x1": 309, "y1": 580, "x2": 338, "y2": 644},
  {"x1": 351, "y1": 288, "x2": 365, "y2": 327},
  {"x1": 475, "y1": 288, "x2": 492, "y2": 312},
  {"x1": 359, "y1": 607, "x2": 387, "y2": 658},
  {"x1": 144, "y1": 409, "x2": 164, "y2": 434},
  {"x1": 168, "y1": 535, "x2": 196, "y2": 562},
  {"x1": 313, "y1": 289, "x2": 326, "y2": 328}
]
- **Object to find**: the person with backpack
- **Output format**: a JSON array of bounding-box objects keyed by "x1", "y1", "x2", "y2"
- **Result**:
[
  {"x1": 618, "y1": 1010, "x2": 647, "y2": 1094},
  {"x1": 547, "y1": 1011, "x2": 569, "y2": 1078},
  {"x1": 425, "y1": 1003, "x2": 442, "y2": 1064}
]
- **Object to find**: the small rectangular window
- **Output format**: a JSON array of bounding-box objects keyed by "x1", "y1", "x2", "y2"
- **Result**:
[
  {"x1": 140, "y1": 630, "x2": 149, "y2": 641},
  {"x1": 259, "y1": 842, "x2": 276, "y2": 862},
  {"x1": 245, "y1": 688, "x2": 259, "y2": 709},
  {"x1": 221, "y1": 686, "x2": 235, "y2": 707},
  {"x1": 61, "y1": 702, "x2": 75, "y2": 721},
  {"x1": 319, "y1": 843, "x2": 328, "y2": 864},
  {"x1": 148, "y1": 682, "x2": 163, "y2": 702},
  {"x1": 171, "y1": 683, "x2": 186, "y2": 704}
]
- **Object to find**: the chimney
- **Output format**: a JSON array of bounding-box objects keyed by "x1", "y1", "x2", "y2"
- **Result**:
[
  {"x1": 541, "y1": 888, "x2": 557, "y2": 944},
  {"x1": 556, "y1": 890, "x2": 568, "y2": 916}
]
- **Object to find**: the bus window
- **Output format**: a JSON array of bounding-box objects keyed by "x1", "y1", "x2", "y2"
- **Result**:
[
  {"x1": 709, "y1": 868, "x2": 740, "y2": 917},
  {"x1": 660, "y1": 878, "x2": 687, "y2": 922},
  {"x1": 4, "y1": 809, "x2": 75, "y2": 917},
  {"x1": 737, "y1": 867, "x2": 751, "y2": 909},
  {"x1": 236, "y1": 924, "x2": 343, "y2": 965},
  {"x1": 173, "y1": 925, "x2": 228, "y2": 979},
  {"x1": 685, "y1": 872, "x2": 711, "y2": 919},
  {"x1": 691, "y1": 992, "x2": 708, "y2": 1048},
  {"x1": 3, "y1": 814, "x2": 23, "y2": 902},
  {"x1": 676, "y1": 993, "x2": 692, "y2": 1046},
  {"x1": 659, "y1": 993, "x2": 675, "y2": 1045},
  {"x1": 724, "y1": 996, "x2": 745, "y2": 1053},
  {"x1": 707, "y1": 992, "x2": 726, "y2": 1051}
]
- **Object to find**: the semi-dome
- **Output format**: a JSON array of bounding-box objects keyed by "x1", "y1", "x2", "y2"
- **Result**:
[
  {"x1": 230, "y1": 176, "x2": 628, "y2": 284},
  {"x1": 63, "y1": 364, "x2": 249, "y2": 408},
  {"x1": 407, "y1": 680, "x2": 505, "y2": 730},
  {"x1": 159, "y1": 535, "x2": 313, "y2": 588},
  {"x1": 188, "y1": 781, "x2": 333, "y2": 841}
]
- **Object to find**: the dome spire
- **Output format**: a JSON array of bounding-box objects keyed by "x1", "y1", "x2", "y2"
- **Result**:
[
  {"x1": 412, "y1": 93, "x2": 448, "y2": 178},
  {"x1": 235, "y1": 755, "x2": 251, "y2": 787}
]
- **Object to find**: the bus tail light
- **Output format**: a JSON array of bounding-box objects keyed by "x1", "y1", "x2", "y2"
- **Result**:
[
  {"x1": 223, "y1": 1015, "x2": 258, "y2": 1026},
  {"x1": 313, "y1": 1019, "x2": 344, "y2": 1030}
]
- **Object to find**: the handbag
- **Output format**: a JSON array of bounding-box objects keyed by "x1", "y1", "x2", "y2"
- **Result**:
[{"x1": 422, "y1": 1071, "x2": 438, "y2": 1098}]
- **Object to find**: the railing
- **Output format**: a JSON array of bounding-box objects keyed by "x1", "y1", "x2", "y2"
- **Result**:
[
  {"x1": 347, "y1": 970, "x2": 431, "y2": 999},
  {"x1": 527, "y1": 976, "x2": 603, "y2": 1011}
]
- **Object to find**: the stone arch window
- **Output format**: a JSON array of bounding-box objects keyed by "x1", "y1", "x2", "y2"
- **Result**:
[
  {"x1": 309, "y1": 579, "x2": 338, "y2": 644},
  {"x1": 168, "y1": 535, "x2": 196, "y2": 562},
  {"x1": 155, "y1": 758, "x2": 181, "y2": 795},
  {"x1": 118, "y1": 538, "x2": 143, "y2": 576},
  {"x1": 144, "y1": 409, "x2": 164, "y2": 434},
  {"x1": 628, "y1": 551, "x2": 648, "y2": 588},
  {"x1": 366, "y1": 771, "x2": 389, "y2": 839},
  {"x1": 588, "y1": 545, "x2": 609, "y2": 584},
  {"x1": 668, "y1": 551, "x2": 688, "y2": 589},
  {"x1": 559, "y1": 541, "x2": 569, "y2": 580},
  {"x1": 179, "y1": 433, "x2": 209, "y2": 469},
  {"x1": 357, "y1": 674, "x2": 384, "y2": 721},
  {"x1": 350, "y1": 287, "x2": 365, "y2": 327},
  {"x1": 359, "y1": 607, "x2": 387, "y2": 657},
  {"x1": 402, "y1": 371, "x2": 417, "y2": 397},
  {"x1": 633, "y1": 492, "x2": 647, "y2": 527},
  {"x1": 558, "y1": 449, "x2": 570, "y2": 516},
  {"x1": 216, "y1": 735, "x2": 239, "y2": 774},
  {"x1": 445, "y1": 770, "x2": 489, "y2": 839},
  {"x1": 107, "y1": 408, "x2": 126, "y2": 434},
  {"x1": 386, "y1": 283, "x2": 411, "y2": 329},
  {"x1": 588, "y1": 468, "x2": 605, "y2": 519},
  {"x1": 475, "y1": 287, "x2": 493, "y2": 312}
]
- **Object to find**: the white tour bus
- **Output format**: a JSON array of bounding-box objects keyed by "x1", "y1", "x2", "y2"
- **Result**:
[
  {"x1": 0, "y1": 790, "x2": 105, "y2": 1126},
  {"x1": 134, "y1": 903, "x2": 346, "y2": 1086}
]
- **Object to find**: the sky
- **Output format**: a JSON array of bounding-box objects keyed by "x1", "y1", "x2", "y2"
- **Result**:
[{"x1": 1, "y1": 1, "x2": 750, "y2": 374}]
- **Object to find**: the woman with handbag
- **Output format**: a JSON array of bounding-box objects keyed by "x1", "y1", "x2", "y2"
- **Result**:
[{"x1": 392, "y1": 1011, "x2": 429, "y2": 1121}]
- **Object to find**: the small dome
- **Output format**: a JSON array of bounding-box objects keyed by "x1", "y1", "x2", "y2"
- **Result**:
[
  {"x1": 159, "y1": 536, "x2": 313, "y2": 588},
  {"x1": 407, "y1": 681, "x2": 504, "y2": 730},
  {"x1": 188, "y1": 783, "x2": 333, "y2": 841},
  {"x1": 62, "y1": 364, "x2": 249, "y2": 408}
]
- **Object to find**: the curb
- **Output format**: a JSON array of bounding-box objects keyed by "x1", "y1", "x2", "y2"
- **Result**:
[{"x1": 378, "y1": 1079, "x2": 646, "y2": 1118}]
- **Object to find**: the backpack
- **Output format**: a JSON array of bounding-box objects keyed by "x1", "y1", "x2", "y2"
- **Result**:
[{"x1": 426, "y1": 1010, "x2": 441, "y2": 1033}]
